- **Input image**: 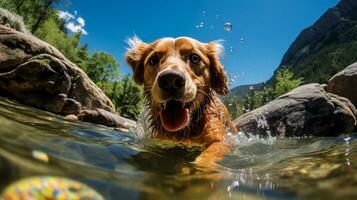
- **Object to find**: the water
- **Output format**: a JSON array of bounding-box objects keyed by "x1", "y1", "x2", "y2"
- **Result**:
[
  {"x1": 224, "y1": 22, "x2": 232, "y2": 32},
  {"x1": 196, "y1": 22, "x2": 204, "y2": 29},
  {"x1": 0, "y1": 97, "x2": 357, "y2": 200}
]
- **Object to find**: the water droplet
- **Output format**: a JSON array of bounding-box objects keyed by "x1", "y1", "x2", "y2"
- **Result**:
[
  {"x1": 196, "y1": 22, "x2": 204, "y2": 28},
  {"x1": 202, "y1": 10, "x2": 206, "y2": 17},
  {"x1": 223, "y1": 22, "x2": 232, "y2": 32},
  {"x1": 229, "y1": 46, "x2": 234, "y2": 52},
  {"x1": 240, "y1": 37, "x2": 244, "y2": 43}
]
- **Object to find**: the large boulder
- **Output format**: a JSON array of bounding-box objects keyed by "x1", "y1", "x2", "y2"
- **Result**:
[
  {"x1": 0, "y1": 25, "x2": 115, "y2": 114},
  {"x1": 0, "y1": 25, "x2": 135, "y2": 131},
  {"x1": 327, "y1": 61, "x2": 357, "y2": 107},
  {"x1": 233, "y1": 84, "x2": 356, "y2": 137}
]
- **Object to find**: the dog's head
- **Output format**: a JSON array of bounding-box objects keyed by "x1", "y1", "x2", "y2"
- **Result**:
[{"x1": 126, "y1": 37, "x2": 228, "y2": 133}]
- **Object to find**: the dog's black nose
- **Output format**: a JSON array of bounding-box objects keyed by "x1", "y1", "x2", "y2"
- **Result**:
[{"x1": 158, "y1": 70, "x2": 186, "y2": 96}]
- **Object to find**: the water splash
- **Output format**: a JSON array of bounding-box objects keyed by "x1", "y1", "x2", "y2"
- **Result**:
[
  {"x1": 226, "y1": 73, "x2": 240, "y2": 86},
  {"x1": 224, "y1": 22, "x2": 232, "y2": 32},
  {"x1": 343, "y1": 135, "x2": 352, "y2": 166},
  {"x1": 224, "y1": 113, "x2": 276, "y2": 147},
  {"x1": 229, "y1": 46, "x2": 235, "y2": 52},
  {"x1": 196, "y1": 22, "x2": 204, "y2": 28},
  {"x1": 135, "y1": 103, "x2": 152, "y2": 138},
  {"x1": 224, "y1": 131, "x2": 276, "y2": 148}
]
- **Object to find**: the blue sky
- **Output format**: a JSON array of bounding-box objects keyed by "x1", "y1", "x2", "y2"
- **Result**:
[{"x1": 59, "y1": 0, "x2": 339, "y2": 88}]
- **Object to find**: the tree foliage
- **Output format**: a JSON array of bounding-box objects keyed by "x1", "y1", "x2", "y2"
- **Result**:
[
  {"x1": 273, "y1": 67, "x2": 304, "y2": 97},
  {"x1": 108, "y1": 76, "x2": 143, "y2": 120}
]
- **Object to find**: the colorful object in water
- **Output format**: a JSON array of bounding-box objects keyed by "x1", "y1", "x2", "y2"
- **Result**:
[{"x1": 1, "y1": 176, "x2": 104, "y2": 200}]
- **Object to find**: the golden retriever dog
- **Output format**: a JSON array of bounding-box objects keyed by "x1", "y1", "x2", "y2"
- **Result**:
[{"x1": 126, "y1": 37, "x2": 236, "y2": 166}]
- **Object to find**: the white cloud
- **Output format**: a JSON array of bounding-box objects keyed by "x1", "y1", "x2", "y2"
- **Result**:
[
  {"x1": 57, "y1": 10, "x2": 74, "y2": 21},
  {"x1": 58, "y1": 10, "x2": 88, "y2": 35},
  {"x1": 77, "y1": 17, "x2": 85, "y2": 27},
  {"x1": 65, "y1": 22, "x2": 88, "y2": 35}
]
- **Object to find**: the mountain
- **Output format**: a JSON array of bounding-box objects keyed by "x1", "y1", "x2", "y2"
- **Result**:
[
  {"x1": 230, "y1": 0, "x2": 357, "y2": 96},
  {"x1": 226, "y1": 82, "x2": 265, "y2": 98},
  {"x1": 272, "y1": 0, "x2": 357, "y2": 83}
]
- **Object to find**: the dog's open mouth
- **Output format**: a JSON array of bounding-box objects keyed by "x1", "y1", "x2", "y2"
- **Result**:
[{"x1": 159, "y1": 100, "x2": 190, "y2": 132}]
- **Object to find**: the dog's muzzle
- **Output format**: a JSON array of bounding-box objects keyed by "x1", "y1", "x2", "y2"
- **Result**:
[{"x1": 158, "y1": 70, "x2": 186, "y2": 98}]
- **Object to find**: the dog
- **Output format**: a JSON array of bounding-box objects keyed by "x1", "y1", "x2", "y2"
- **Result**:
[{"x1": 126, "y1": 37, "x2": 236, "y2": 166}]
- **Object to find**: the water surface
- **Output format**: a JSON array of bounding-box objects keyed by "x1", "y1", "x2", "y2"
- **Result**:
[{"x1": 0, "y1": 97, "x2": 356, "y2": 200}]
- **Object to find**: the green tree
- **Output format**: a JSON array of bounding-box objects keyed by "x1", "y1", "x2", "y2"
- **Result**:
[
  {"x1": 34, "y1": 18, "x2": 84, "y2": 62},
  {"x1": 109, "y1": 76, "x2": 143, "y2": 120},
  {"x1": 0, "y1": 0, "x2": 61, "y2": 33},
  {"x1": 83, "y1": 51, "x2": 119, "y2": 93},
  {"x1": 274, "y1": 67, "x2": 304, "y2": 97}
]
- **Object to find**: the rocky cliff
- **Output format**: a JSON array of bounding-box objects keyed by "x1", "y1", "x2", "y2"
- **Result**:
[{"x1": 274, "y1": 0, "x2": 357, "y2": 83}]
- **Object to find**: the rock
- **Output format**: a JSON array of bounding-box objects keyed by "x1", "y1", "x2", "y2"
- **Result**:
[
  {"x1": 64, "y1": 114, "x2": 78, "y2": 121},
  {"x1": 0, "y1": 25, "x2": 115, "y2": 115},
  {"x1": 0, "y1": 25, "x2": 135, "y2": 130},
  {"x1": 233, "y1": 84, "x2": 356, "y2": 137},
  {"x1": 78, "y1": 109, "x2": 136, "y2": 131},
  {"x1": 327, "y1": 61, "x2": 357, "y2": 107}
]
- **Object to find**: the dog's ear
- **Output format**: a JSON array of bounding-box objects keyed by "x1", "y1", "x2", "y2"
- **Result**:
[
  {"x1": 206, "y1": 41, "x2": 228, "y2": 95},
  {"x1": 125, "y1": 36, "x2": 149, "y2": 85}
]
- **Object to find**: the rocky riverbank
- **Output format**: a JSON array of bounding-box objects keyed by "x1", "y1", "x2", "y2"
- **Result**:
[{"x1": 0, "y1": 25, "x2": 135, "y2": 131}]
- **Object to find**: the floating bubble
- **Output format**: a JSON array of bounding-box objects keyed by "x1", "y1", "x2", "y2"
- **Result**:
[
  {"x1": 223, "y1": 22, "x2": 232, "y2": 32},
  {"x1": 229, "y1": 46, "x2": 234, "y2": 52},
  {"x1": 202, "y1": 10, "x2": 206, "y2": 17},
  {"x1": 196, "y1": 22, "x2": 204, "y2": 28},
  {"x1": 240, "y1": 37, "x2": 245, "y2": 43}
]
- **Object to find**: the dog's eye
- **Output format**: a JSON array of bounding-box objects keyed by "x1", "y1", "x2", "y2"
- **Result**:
[
  {"x1": 189, "y1": 53, "x2": 201, "y2": 64},
  {"x1": 149, "y1": 55, "x2": 160, "y2": 65}
]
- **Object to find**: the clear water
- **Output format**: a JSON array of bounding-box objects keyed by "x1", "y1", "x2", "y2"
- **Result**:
[{"x1": 0, "y1": 97, "x2": 357, "y2": 200}]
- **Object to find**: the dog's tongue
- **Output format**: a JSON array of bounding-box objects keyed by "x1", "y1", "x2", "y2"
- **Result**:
[{"x1": 160, "y1": 100, "x2": 189, "y2": 132}]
